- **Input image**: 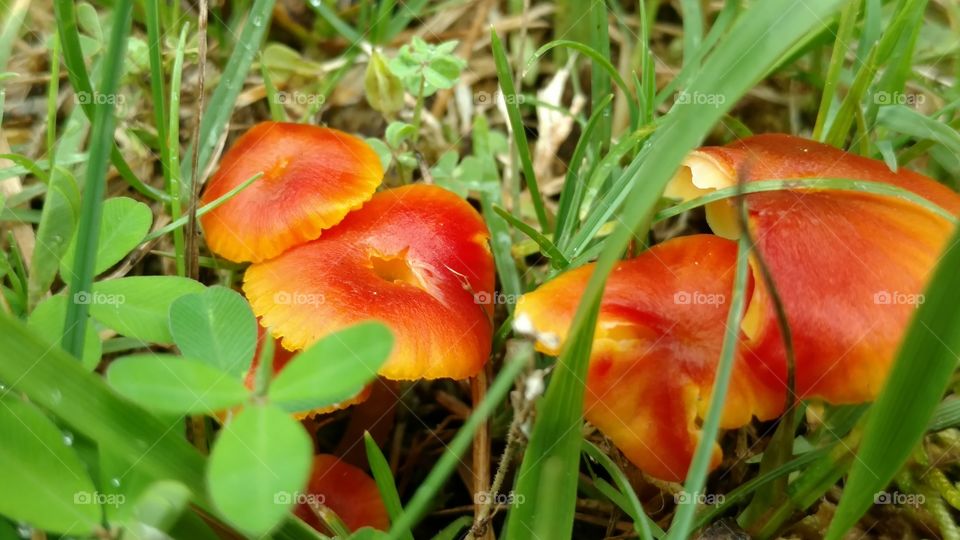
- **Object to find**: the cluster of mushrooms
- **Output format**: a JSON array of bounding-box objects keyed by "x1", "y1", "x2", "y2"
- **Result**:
[
  {"x1": 202, "y1": 124, "x2": 959, "y2": 527},
  {"x1": 200, "y1": 121, "x2": 495, "y2": 530}
]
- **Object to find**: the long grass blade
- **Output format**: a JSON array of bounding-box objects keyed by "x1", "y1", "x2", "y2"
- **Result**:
[{"x1": 61, "y1": 1, "x2": 133, "y2": 358}]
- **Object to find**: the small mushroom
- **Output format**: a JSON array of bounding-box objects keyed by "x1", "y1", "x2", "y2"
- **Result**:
[
  {"x1": 294, "y1": 454, "x2": 389, "y2": 533},
  {"x1": 665, "y1": 134, "x2": 960, "y2": 405},
  {"x1": 200, "y1": 121, "x2": 384, "y2": 263},
  {"x1": 515, "y1": 235, "x2": 782, "y2": 482},
  {"x1": 244, "y1": 184, "x2": 495, "y2": 381}
]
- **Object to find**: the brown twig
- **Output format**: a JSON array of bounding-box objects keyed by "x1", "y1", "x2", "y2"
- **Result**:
[{"x1": 184, "y1": 0, "x2": 208, "y2": 282}]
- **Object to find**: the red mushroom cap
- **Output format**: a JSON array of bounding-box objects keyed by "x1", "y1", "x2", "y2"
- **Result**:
[
  {"x1": 666, "y1": 134, "x2": 960, "y2": 404},
  {"x1": 244, "y1": 184, "x2": 495, "y2": 380},
  {"x1": 293, "y1": 454, "x2": 390, "y2": 533},
  {"x1": 515, "y1": 235, "x2": 781, "y2": 481},
  {"x1": 200, "y1": 122, "x2": 383, "y2": 263}
]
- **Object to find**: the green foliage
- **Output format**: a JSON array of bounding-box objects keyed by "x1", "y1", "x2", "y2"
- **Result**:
[
  {"x1": 169, "y1": 286, "x2": 257, "y2": 378},
  {"x1": 268, "y1": 322, "x2": 393, "y2": 413},
  {"x1": 387, "y1": 37, "x2": 465, "y2": 98},
  {"x1": 0, "y1": 395, "x2": 100, "y2": 535},
  {"x1": 207, "y1": 403, "x2": 312, "y2": 536},
  {"x1": 60, "y1": 196, "x2": 153, "y2": 278},
  {"x1": 107, "y1": 354, "x2": 251, "y2": 414}
]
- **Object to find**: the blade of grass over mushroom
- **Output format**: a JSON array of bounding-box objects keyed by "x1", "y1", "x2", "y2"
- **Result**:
[
  {"x1": 653, "y1": 178, "x2": 958, "y2": 224},
  {"x1": 491, "y1": 29, "x2": 549, "y2": 232},
  {"x1": 385, "y1": 343, "x2": 531, "y2": 540},
  {"x1": 826, "y1": 227, "x2": 960, "y2": 539},
  {"x1": 61, "y1": 0, "x2": 133, "y2": 360},
  {"x1": 144, "y1": 172, "x2": 262, "y2": 242},
  {"x1": 364, "y1": 432, "x2": 414, "y2": 540},
  {"x1": 493, "y1": 205, "x2": 568, "y2": 268},
  {"x1": 582, "y1": 441, "x2": 658, "y2": 540},
  {"x1": 0, "y1": 315, "x2": 323, "y2": 539},
  {"x1": 52, "y1": 0, "x2": 166, "y2": 202},
  {"x1": 505, "y1": 1, "x2": 845, "y2": 537},
  {"x1": 183, "y1": 0, "x2": 276, "y2": 186},
  {"x1": 670, "y1": 235, "x2": 751, "y2": 540}
]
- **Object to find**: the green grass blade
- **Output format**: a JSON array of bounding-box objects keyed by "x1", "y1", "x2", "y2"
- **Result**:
[
  {"x1": 679, "y1": 0, "x2": 703, "y2": 66},
  {"x1": 553, "y1": 93, "x2": 615, "y2": 248},
  {"x1": 62, "y1": 0, "x2": 133, "y2": 359},
  {"x1": 309, "y1": 1, "x2": 362, "y2": 43},
  {"x1": 473, "y1": 115, "x2": 523, "y2": 303},
  {"x1": 811, "y1": 0, "x2": 860, "y2": 140},
  {"x1": 53, "y1": 0, "x2": 167, "y2": 202},
  {"x1": 184, "y1": 0, "x2": 276, "y2": 186},
  {"x1": 385, "y1": 343, "x2": 531, "y2": 539},
  {"x1": 144, "y1": 0, "x2": 169, "y2": 180},
  {"x1": 493, "y1": 205, "x2": 568, "y2": 268},
  {"x1": 669, "y1": 234, "x2": 751, "y2": 540},
  {"x1": 504, "y1": 1, "x2": 845, "y2": 537},
  {"x1": 587, "y1": 0, "x2": 614, "y2": 138},
  {"x1": 491, "y1": 29, "x2": 550, "y2": 233},
  {"x1": 826, "y1": 225, "x2": 960, "y2": 539},
  {"x1": 364, "y1": 432, "x2": 414, "y2": 540},
  {"x1": 531, "y1": 40, "x2": 639, "y2": 130},
  {"x1": 582, "y1": 441, "x2": 658, "y2": 540}
]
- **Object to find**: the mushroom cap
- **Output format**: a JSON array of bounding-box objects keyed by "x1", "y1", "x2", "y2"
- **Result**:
[
  {"x1": 666, "y1": 134, "x2": 960, "y2": 405},
  {"x1": 244, "y1": 184, "x2": 495, "y2": 380},
  {"x1": 200, "y1": 121, "x2": 384, "y2": 263},
  {"x1": 293, "y1": 454, "x2": 390, "y2": 533},
  {"x1": 515, "y1": 235, "x2": 782, "y2": 482},
  {"x1": 244, "y1": 325, "x2": 370, "y2": 418}
]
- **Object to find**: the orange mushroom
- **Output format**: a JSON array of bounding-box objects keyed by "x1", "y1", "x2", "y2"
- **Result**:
[
  {"x1": 515, "y1": 235, "x2": 782, "y2": 482},
  {"x1": 293, "y1": 454, "x2": 390, "y2": 533},
  {"x1": 245, "y1": 325, "x2": 370, "y2": 418},
  {"x1": 516, "y1": 135, "x2": 959, "y2": 481},
  {"x1": 244, "y1": 184, "x2": 495, "y2": 381},
  {"x1": 665, "y1": 134, "x2": 960, "y2": 405},
  {"x1": 200, "y1": 121, "x2": 383, "y2": 263}
]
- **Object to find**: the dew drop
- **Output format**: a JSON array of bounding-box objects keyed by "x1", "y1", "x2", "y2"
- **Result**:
[
  {"x1": 110, "y1": 477, "x2": 121, "y2": 487},
  {"x1": 62, "y1": 431, "x2": 74, "y2": 446}
]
